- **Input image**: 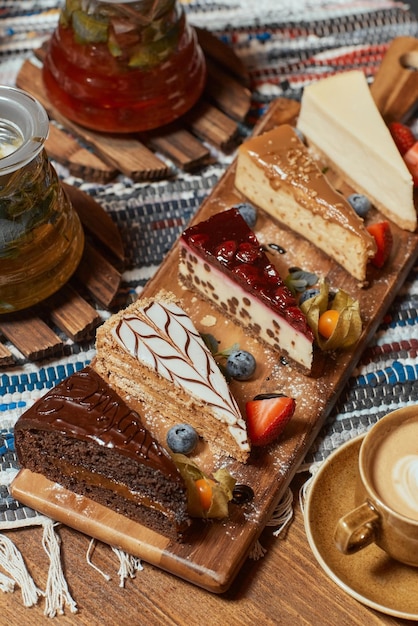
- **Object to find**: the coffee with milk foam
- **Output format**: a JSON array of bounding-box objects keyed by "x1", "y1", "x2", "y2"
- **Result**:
[{"x1": 372, "y1": 418, "x2": 418, "y2": 520}]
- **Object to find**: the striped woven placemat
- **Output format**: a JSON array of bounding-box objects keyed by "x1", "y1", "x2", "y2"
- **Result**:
[{"x1": 0, "y1": 2, "x2": 417, "y2": 613}]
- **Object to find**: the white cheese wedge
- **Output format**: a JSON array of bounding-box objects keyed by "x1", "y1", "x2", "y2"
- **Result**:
[{"x1": 297, "y1": 70, "x2": 417, "y2": 232}]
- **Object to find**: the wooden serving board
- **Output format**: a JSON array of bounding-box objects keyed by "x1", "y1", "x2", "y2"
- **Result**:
[{"x1": 11, "y1": 97, "x2": 418, "y2": 594}]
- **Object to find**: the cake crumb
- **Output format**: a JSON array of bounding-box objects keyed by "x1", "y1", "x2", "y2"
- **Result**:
[{"x1": 200, "y1": 314, "x2": 217, "y2": 327}]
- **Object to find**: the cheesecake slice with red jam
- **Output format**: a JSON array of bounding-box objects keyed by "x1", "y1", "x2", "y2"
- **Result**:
[{"x1": 179, "y1": 208, "x2": 314, "y2": 372}]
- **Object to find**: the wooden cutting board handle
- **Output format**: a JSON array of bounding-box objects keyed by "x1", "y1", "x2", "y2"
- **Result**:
[{"x1": 371, "y1": 36, "x2": 418, "y2": 123}]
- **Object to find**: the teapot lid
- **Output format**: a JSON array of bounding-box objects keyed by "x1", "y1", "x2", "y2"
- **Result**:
[{"x1": 0, "y1": 86, "x2": 49, "y2": 176}]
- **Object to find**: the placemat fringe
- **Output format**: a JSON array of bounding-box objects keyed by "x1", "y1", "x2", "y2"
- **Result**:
[
  {"x1": 42, "y1": 519, "x2": 78, "y2": 617},
  {"x1": 0, "y1": 532, "x2": 43, "y2": 608},
  {"x1": 249, "y1": 487, "x2": 294, "y2": 560},
  {"x1": 249, "y1": 540, "x2": 267, "y2": 560},
  {"x1": 86, "y1": 538, "x2": 112, "y2": 582},
  {"x1": 0, "y1": 570, "x2": 15, "y2": 594},
  {"x1": 86, "y1": 537, "x2": 144, "y2": 588},
  {"x1": 111, "y1": 547, "x2": 143, "y2": 588},
  {"x1": 299, "y1": 471, "x2": 316, "y2": 518},
  {"x1": 0, "y1": 519, "x2": 144, "y2": 617},
  {"x1": 267, "y1": 487, "x2": 294, "y2": 537}
]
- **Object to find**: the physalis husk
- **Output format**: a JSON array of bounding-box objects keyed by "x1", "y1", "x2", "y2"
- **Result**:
[
  {"x1": 300, "y1": 280, "x2": 362, "y2": 351},
  {"x1": 172, "y1": 454, "x2": 236, "y2": 519}
]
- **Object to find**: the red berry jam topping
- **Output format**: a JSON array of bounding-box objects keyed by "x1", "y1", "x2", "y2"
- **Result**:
[{"x1": 181, "y1": 208, "x2": 313, "y2": 340}]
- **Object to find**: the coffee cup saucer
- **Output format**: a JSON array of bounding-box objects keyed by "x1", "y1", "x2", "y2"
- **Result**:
[{"x1": 304, "y1": 434, "x2": 418, "y2": 620}]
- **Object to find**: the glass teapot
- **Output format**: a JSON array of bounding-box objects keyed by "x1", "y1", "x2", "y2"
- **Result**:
[
  {"x1": 0, "y1": 86, "x2": 84, "y2": 314},
  {"x1": 42, "y1": 0, "x2": 207, "y2": 133}
]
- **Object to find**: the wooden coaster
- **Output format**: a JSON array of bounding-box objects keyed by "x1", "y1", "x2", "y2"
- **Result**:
[
  {"x1": 0, "y1": 186, "x2": 125, "y2": 365},
  {"x1": 15, "y1": 29, "x2": 252, "y2": 183}
]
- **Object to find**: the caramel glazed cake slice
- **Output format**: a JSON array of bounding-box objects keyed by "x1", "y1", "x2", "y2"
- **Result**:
[
  {"x1": 94, "y1": 291, "x2": 250, "y2": 463},
  {"x1": 235, "y1": 124, "x2": 377, "y2": 284}
]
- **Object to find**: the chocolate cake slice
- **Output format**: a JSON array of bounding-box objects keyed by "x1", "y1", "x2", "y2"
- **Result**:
[{"x1": 14, "y1": 366, "x2": 191, "y2": 539}]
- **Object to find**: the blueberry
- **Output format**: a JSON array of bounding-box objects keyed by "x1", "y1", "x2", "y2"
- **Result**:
[
  {"x1": 347, "y1": 193, "x2": 371, "y2": 218},
  {"x1": 232, "y1": 484, "x2": 255, "y2": 504},
  {"x1": 166, "y1": 424, "x2": 198, "y2": 454},
  {"x1": 235, "y1": 203, "x2": 257, "y2": 228},
  {"x1": 299, "y1": 287, "x2": 320, "y2": 305},
  {"x1": 226, "y1": 350, "x2": 256, "y2": 380}
]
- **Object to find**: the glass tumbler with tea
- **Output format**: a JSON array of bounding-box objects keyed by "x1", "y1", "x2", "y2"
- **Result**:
[
  {"x1": 42, "y1": 0, "x2": 207, "y2": 133},
  {"x1": 0, "y1": 86, "x2": 84, "y2": 314}
]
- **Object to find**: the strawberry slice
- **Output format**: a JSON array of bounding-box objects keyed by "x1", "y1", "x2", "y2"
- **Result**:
[
  {"x1": 245, "y1": 393, "x2": 296, "y2": 447},
  {"x1": 403, "y1": 141, "x2": 418, "y2": 187},
  {"x1": 389, "y1": 122, "x2": 415, "y2": 155},
  {"x1": 366, "y1": 221, "x2": 393, "y2": 268}
]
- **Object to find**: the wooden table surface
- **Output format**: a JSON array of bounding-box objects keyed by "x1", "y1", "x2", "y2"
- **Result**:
[{"x1": 1, "y1": 472, "x2": 408, "y2": 626}]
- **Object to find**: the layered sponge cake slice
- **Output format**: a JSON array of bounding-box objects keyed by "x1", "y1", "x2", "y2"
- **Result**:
[
  {"x1": 179, "y1": 208, "x2": 314, "y2": 372},
  {"x1": 94, "y1": 291, "x2": 250, "y2": 462},
  {"x1": 234, "y1": 124, "x2": 377, "y2": 284}
]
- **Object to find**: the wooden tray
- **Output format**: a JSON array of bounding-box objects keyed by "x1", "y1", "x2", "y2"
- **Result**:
[
  {"x1": 15, "y1": 29, "x2": 252, "y2": 183},
  {"x1": 0, "y1": 185, "x2": 125, "y2": 365},
  {"x1": 10, "y1": 97, "x2": 418, "y2": 594}
]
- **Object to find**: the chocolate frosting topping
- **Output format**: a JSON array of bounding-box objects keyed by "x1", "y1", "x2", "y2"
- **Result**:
[{"x1": 15, "y1": 366, "x2": 181, "y2": 480}]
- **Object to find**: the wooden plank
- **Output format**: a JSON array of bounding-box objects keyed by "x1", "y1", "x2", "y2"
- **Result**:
[
  {"x1": 12, "y1": 470, "x2": 172, "y2": 577},
  {"x1": 16, "y1": 59, "x2": 52, "y2": 115},
  {"x1": 45, "y1": 285, "x2": 101, "y2": 342},
  {"x1": 0, "y1": 315, "x2": 63, "y2": 361},
  {"x1": 146, "y1": 127, "x2": 213, "y2": 171},
  {"x1": 7, "y1": 474, "x2": 402, "y2": 624},
  {"x1": 69, "y1": 127, "x2": 171, "y2": 182},
  {"x1": 15, "y1": 59, "x2": 103, "y2": 179},
  {"x1": 46, "y1": 124, "x2": 118, "y2": 183},
  {"x1": 75, "y1": 242, "x2": 122, "y2": 309},
  {"x1": 371, "y1": 36, "x2": 418, "y2": 122},
  {"x1": 63, "y1": 183, "x2": 125, "y2": 265},
  {"x1": 16, "y1": 59, "x2": 170, "y2": 182},
  {"x1": 187, "y1": 101, "x2": 240, "y2": 151},
  {"x1": 0, "y1": 343, "x2": 15, "y2": 366},
  {"x1": 196, "y1": 27, "x2": 250, "y2": 86},
  {"x1": 255, "y1": 96, "x2": 301, "y2": 131},
  {"x1": 205, "y1": 57, "x2": 252, "y2": 121}
]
